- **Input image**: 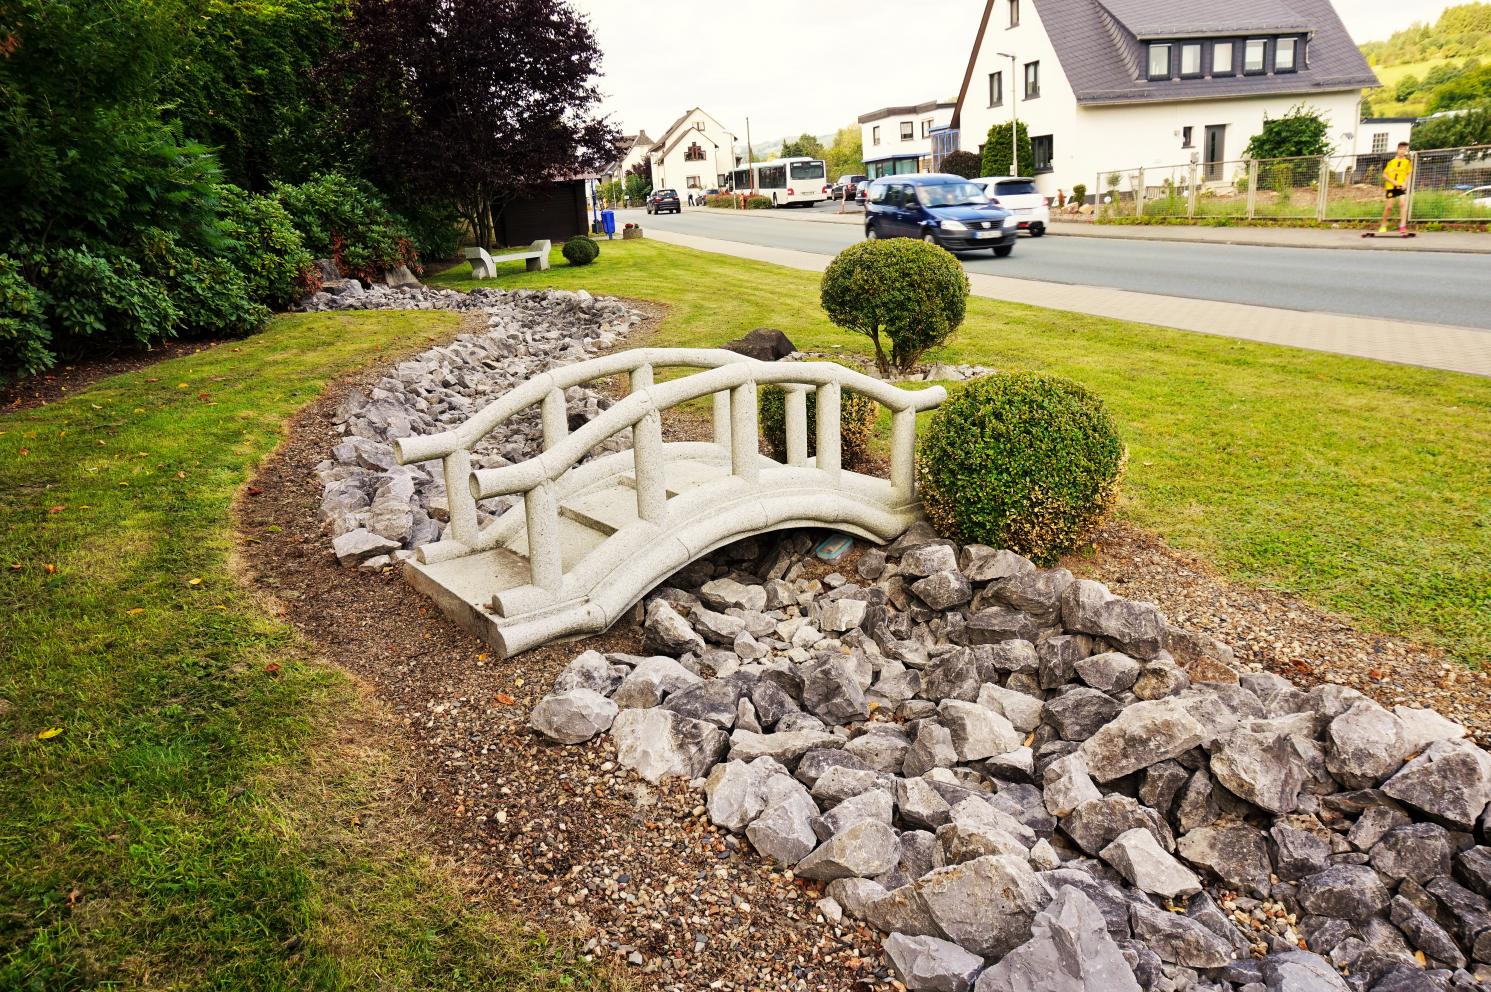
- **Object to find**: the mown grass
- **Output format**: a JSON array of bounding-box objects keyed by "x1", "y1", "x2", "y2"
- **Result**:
[
  {"x1": 0, "y1": 312, "x2": 617, "y2": 990},
  {"x1": 434, "y1": 239, "x2": 1491, "y2": 667}
]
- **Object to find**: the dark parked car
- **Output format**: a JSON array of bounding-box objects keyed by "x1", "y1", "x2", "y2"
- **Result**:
[
  {"x1": 688, "y1": 187, "x2": 721, "y2": 206},
  {"x1": 646, "y1": 189, "x2": 681, "y2": 214},
  {"x1": 864, "y1": 173, "x2": 1017, "y2": 255},
  {"x1": 832, "y1": 173, "x2": 869, "y2": 201}
]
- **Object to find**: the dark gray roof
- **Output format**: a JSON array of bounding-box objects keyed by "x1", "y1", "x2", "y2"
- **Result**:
[
  {"x1": 1036, "y1": 0, "x2": 1379, "y2": 105},
  {"x1": 858, "y1": 99, "x2": 957, "y2": 124},
  {"x1": 1095, "y1": 0, "x2": 1309, "y2": 39}
]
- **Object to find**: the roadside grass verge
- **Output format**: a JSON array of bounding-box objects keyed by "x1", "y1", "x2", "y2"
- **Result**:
[
  {"x1": 434, "y1": 239, "x2": 1491, "y2": 667},
  {"x1": 0, "y1": 312, "x2": 615, "y2": 990}
]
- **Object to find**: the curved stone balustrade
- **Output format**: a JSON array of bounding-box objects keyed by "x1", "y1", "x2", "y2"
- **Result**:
[{"x1": 391, "y1": 348, "x2": 946, "y2": 657}]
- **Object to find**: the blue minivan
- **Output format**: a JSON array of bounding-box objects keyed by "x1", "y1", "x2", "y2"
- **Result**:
[{"x1": 864, "y1": 173, "x2": 1019, "y2": 256}]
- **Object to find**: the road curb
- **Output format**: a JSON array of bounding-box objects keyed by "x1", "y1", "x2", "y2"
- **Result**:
[{"x1": 1047, "y1": 223, "x2": 1491, "y2": 254}]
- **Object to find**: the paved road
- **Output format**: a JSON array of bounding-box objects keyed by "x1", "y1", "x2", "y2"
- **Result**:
[{"x1": 634, "y1": 206, "x2": 1491, "y2": 331}]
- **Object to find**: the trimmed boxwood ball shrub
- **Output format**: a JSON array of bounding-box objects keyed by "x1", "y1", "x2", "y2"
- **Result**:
[
  {"x1": 918, "y1": 372, "x2": 1126, "y2": 564},
  {"x1": 820, "y1": 239, "x2": 969, "y2": 374},
  {"x1": 759, "y1": 383, "x2": 878, "y2": 469},
  {"x1": 562, "y1": 235, "x2": 600, "y2": 266}
]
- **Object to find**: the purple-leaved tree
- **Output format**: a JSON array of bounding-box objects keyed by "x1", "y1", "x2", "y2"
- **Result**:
[{"x1": 333, "y1": 0, "x2": 622, "y2": 247}]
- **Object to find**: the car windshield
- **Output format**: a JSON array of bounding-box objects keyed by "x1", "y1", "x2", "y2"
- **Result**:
[
  {"x1": 915, "y1": 182, "x2": 988, "y2": 207},
  {"x1": 995, "y1": 180, "x2": 1039, "y2": 196},
  {"x1": 789, "y1": 161, "x2": 826, "y2": 180}
]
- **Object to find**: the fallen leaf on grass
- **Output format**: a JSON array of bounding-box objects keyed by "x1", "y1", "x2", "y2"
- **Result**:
[
  {"x1": 188, "y1": 577, "x2": 202, "y2": 586},
  {"x1": 263, "y1": 662, "x2": 282, "y2": 676},
  {"x1": 43, "y1": 563, "x2": 57, "y2": 575},
  {"x1": 126, "y1": 608, "x2": 146, "y2": 616},
  {"x1": 36, "y1": 727, "x2": 63, "y2": 740},
  {"x1": 246, "y1": 485, "x2": 262, "y2": 496},
  {"x1": 495, "y1": 692, "x2": 516, "y2": 706},
  {"x1": 17, "y1": 448, "x2": 28, "y2": 456},
  {"x1": 47, "y1": 505, "x2": 65, "y2": 514}
]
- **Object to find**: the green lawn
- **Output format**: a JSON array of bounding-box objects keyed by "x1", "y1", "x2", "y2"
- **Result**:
[
  {"x1": 0, "y1": 312, "x2": 614, "y2": 990},
  {"x1": 434, "y1": 239, "x2": 1491, "y2": 667}
]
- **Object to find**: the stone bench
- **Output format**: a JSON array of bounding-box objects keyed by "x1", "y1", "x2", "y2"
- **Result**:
[{"x1": 464, "y1": 240, "x2": 551, "y2": 278}]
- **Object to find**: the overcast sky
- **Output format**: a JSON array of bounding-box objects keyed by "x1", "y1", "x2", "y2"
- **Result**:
[{"x1": 572, "y1": 0, "x2": 1460, "y2": 142}]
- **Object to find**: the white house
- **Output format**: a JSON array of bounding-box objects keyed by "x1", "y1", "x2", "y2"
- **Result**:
[
  {"x1": 1354, "y1": 117, "x2": 1416, "y2": 159},
  {"x1": 603, "y1": 132, "x2": 653, "y2": 186},
  {"x1": 859, "y1": 99, "x2": 957, "y2": 179},
  {"x1": 951, "y1": 0, "x2": 1379, "y2": 197},
  {"x1": 647, "y1": 109, "x2": 738, "y2": 201}
]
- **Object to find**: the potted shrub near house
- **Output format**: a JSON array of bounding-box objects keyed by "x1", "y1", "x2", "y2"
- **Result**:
[{"x1": 622, "y1": 223, "x2": 643, "y2": 240}]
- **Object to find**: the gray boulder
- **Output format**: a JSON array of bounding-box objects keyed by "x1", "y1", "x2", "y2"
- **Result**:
[
  {"x1": 699, "y1": 577, "x2": 767, "y2": 612},
  {"x1": 819, "y1": 597, "x2": 868, "y2": 633},
  {"x1": 903, "y1": 721, "x2": 960, "y2": 777},
  {"x1": 727, "y1": 728, "x2": 844, "y2": 764},
  {"x1": 1043, "y1": 752, "x2": 1103, "y2": 818},
  {"x1": 1370, "y1": 822, "x2": 1453, "y2": 883},
  {"x1": 332, "y1": 528, "x2": 399, "y2": 565},
  {"x1": 1044, "y1": 688, "x2": 1121, "y2": 741},
  {"x1": 1101, "y1": 827, "x2": 1202, "y2": 898},
  {"x1": 1090, "y1": 598, "x2": 1168, "y2": 660},
  {"x1": 610, "y1": 708, "x2": 727, "y2": 784},
  {"x1": 1210, "y1": 728, "x2": 1307, "y2": 814},
  {"x1": 612, "y1": 655, "x2": 702, "y2": 708},
  {"x1": 918, "y1": 854, "x2": 1051, "y2": 958},
  {"x1": 553, "y1": 650, "x2": 620, "y2": 696},
  {"x1": 1296, "y1": 864, "x2": 1390, "y2": 921},
  {"x1": 976, "y1": 887, "x2": 1140, "y2": 992},
  {"x1": 1257, "y1": 950, "x2": 1349, "y2": 991},
  {"x1": 1324, "y1": 701, "x2": 1410, "y2": 789},
  {"x1": 643, "y1": 599, "x2": 706, "y2": 655},
  {"x1": 976, "y1": 682, "x2": 1044, "y2": 732},
  {"x1": 960, "y1": 546, "x2": 1033, "y2": 583},
  {"x1": 1129, "y1": 900, "x2": 1237, "y2": 968},
  {"x1": 901, "y1": 544, "x2": 960, "y2": 577},
  {"x1": 662, "y1": 679, "x2": 742, "y2": 728},
  {"x1": 746, "y1": 790, "x2": 820, "y2": 864},
  {"x1": 528, "y1": 688, "x2": 619, "y2": 744},
  {"x1": 883, "y1": 933, "x2": 984, "y2": 992},
  {"x1": 1063, "y1": 794, "x2": 1174, "y2": 855},
  {"x1": 1074, "y1": 651, "x2": 1142, "y2": 694},
  {"x1": 1381, "y1": 738, "x2": 1491, "y2": 830},
  {"x1": 1177, "y1": 822, "x2": 1272, "y2": 893},
  {"x1": 1388, "y1": 895, "x2": 1466, "y2": 968},
  {"x1": 1078, "y1": 697, "x2": 1208, "y2": 782},
  {"x1": 939, "y1": 699, "x2": 1023, "y2": 761},
  {"x1": 800, "y1": 654, "x2": 870, "y2": 725},
  {"x1": 795, "y1": 819, "x2": 901, "y2": 880},
  {"x1": 996, "y1": 568, "x2": 1073, "y2": 625},
  {"x1": 913, "y1": 570, "x2": 974, "y2": 610}
]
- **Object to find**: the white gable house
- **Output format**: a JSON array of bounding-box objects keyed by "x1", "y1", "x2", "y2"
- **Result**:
[
  {"x1": 951, "y1": 0, "x2": 1379, "y2": 198},
  {"x1": 648, "y1": 109, "x2": 738, "y2": 201},
  {"x1": 859, "y1": 100, "x2": 957, "y2": 179},
  {"x1": 603, "y1": 132, "x2": 654, "y2": 186}
]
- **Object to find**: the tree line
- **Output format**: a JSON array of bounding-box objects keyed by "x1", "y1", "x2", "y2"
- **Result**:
[{"x1": 1, "y1": 0, "x2": 619, "y2": 380}]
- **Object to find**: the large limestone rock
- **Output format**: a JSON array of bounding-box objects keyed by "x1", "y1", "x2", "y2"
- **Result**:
[
  {"x1": 917, "y1": 854, "x2": 1050, "y2": 958},
  {"x1": 610, "y1": 708, "x2": 726, "y2": 784},
  {"x1": 529, "y1": 688, "x2": 618, "y2": 744},
  {"x1": 1296, "y1": 864, "x2": 1390, "y2": 921},
  {"x1": 1100, "y1": 827, "x2": 1201, "y2": 898},
  {"x1": 794, "y1": 820, "x2": 900, "y2": 880},
  {"x1": 746, "y1": 791, "x2": 820, "y2": 864},
  {"x1": 1128, "y1": 900, "x2": 1237, "y2": 968},
  {"x1": 882, "y1": 933, "x2": 984, "y2": 992},
  {"x1": 1381, "y1": 738, "x2": 1491, "y2": 830},
  {"x1": 1077, "y1": 698, "x2": 1208, "y2": 782},
  {"x1": 1209, "y1": 728, "x2": 1306, "y2": 814},
  {"x1": 800, "y1": 654, "x2": 870, "y2": 725},
  {"x1": 974, "y1": 886, "x2": 1140, "y2": 992},
  {"x1": 643, "y1": 599, "x2": 706, "y2": 655},
  {"x1": 1324, "y1": 701, "x2": 1410, "y2": 789},
  {"x1": 938, "y1": 699, "x2": 1023, "y2": 761}
]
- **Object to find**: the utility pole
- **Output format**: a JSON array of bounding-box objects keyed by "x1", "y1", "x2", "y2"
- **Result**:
[
  {"x1": 746, "y1": 117, "x2": 755, "y2": 194},
  {"x1": 997, "y1": 51, "x2": 1019, "y2": 175}
]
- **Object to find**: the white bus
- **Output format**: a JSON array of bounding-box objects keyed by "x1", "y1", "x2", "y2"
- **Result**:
[{"x1": 728, "y1": 157, "x2": 829, "y2": 206}]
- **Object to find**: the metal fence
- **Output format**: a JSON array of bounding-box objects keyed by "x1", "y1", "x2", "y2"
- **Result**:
[{"x1": 1096, "y1": 145, "x2": 1491, "y2": 223}]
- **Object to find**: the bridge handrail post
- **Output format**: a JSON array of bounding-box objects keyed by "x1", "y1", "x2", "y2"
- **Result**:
[
  {"x1": 815, "y1": 382, "x2": 841, "y2": 482},
  {"x1": 730, "y1": 380, "x2": 759, "y2": 483},
  {"x1": 541, "y1": 388, "x2": 568, "y2": 450},
  {"x1": 890, "y1": 407, "x2": 917, "y2": 499},
  {"x1": 523, "y1": 480, "x2": 563, "y2": 592},
  {"x1": 784, "y1": 385, "x2": 809, "y2": 466},
  {"x1": 712, "y1": 390, "x2": 731, "y2": 451},
  {"x1": 443, "y1": 448, "x2": 480, "y2": 547},
  {"x1": 632, "y1": 404, "x2": 666, "y2": 523}
]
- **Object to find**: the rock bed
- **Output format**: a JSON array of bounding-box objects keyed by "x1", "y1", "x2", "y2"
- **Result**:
[
  {"x1": 309, "y1": 287, "x2": 644, "y2": 571},
  {"x1": 529, "y1": 523, "x2": 1491, "y2": 992}
]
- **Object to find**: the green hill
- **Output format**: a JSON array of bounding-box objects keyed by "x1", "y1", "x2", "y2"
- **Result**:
[{"x1": 1359, "y1": 3, "x2": 1491, "y2": 118}]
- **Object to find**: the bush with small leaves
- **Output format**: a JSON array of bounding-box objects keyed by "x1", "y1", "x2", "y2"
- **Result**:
[
  {"x1": 0, "y1": 255, "x2": 52, "y2": 380},
  {"x1": 758, "y1": 383, "x2": 878, "y2": 469},
  {"x1": 745, "y1": 195, "x2": 773, "y2": 209},
  {"x1": 940, "y1": 150, "x2": 982, "y2": 179},
  {"x1": 562, "y1": 235, "x2": 600, "y2": 266},
  {"x1": 918, "y1": 372, "x2": 1126, "y2": 564},
  {"x1": 820, "y1": 239, "x2": 969, "y2": 374}
]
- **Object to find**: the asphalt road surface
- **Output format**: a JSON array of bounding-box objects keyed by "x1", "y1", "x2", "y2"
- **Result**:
[{"x1": 635, "y1": 205, "x2": 1491, "y2": 331}]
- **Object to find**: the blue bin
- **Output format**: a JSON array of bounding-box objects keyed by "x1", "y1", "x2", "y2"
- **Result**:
[{"x1": 601, "y1": 209, "x2": 616, "y2": 239}]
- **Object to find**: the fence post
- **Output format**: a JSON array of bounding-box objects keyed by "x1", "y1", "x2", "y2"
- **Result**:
[
  {"x1": 814, "y1": 382, "x2": 842, "y2": 483},
  {"x1": 890, "y1": 408, "x2": 917, "y2": 501},
  {"x1": 729, "y1": 380, "x2": 759, "y2": 484},
  {"x1": 1246, "y1": 160, "x2": 1258, "y2": 220},
  {"x1": 784, "y1": 386, "x2": 809, "y2": 466},
  {"x1": 1095, "y1": 172, "x2": 1102, "y2": 219},
  {"x1": 1316, "y1": 156, "x2": 1330, "y2": 222},
  {"x1": 1187, "y1": 161, "x2": 1199, "y2": 219},
  {"x1": 1135, "y1": 168, "x2": 1145, "y2": 219},
  {"x1": 712, "y1": 391, "x2": 731, "y2": 450},
  {"x1": 1406, "y1": 150, "x2": 1420, "y2": 224}
]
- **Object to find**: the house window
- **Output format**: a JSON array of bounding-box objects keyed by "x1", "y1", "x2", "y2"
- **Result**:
[
  {"x1": 872, "y1": 126, "x2": 881, "y2": 145},
  {"x1": 1031, "y1": 134, "x2": 1054, "y2": 173},
  {"x1": 921, "y1": 119, "x2": 932, "y2": 138},
  {"x1": 1371, "y1": 132, "x2": 1389, "y2": 154},
  {"x1": 1244, "y1": 39, "x2": 1266, "y2": 73},
  {"x1": 1024, "y1": 60, "x2": 1040, "y2": 99},
  {"x1": 1148, "y1": 44, "x2": 1171, "y2": 80},
  {"x1": 1008, "y1": 0, "x2": 1019, "y2": 27},
  {"x1": 1275, "y1": 37, "x2": 1297, "y2": 72},
  {"x1": 900, "y1": 120, "x2": 914, "y2": 140},
  {"x1": 1181, "y1": 43, "x2": 1202, "y2": 77},
  {"x1": 1182, "y1": 126, "x2": 1194, "y2": 148},
  {"x1": 694, "y1": 121, "x2": 706, "y2": 131},
  {"x1": 684, "y1": 141, "x2": 706, "y2": 162},
  {"x1": 988, "y1": 71, "x2": 1003, "y2": 107},
  {"x1": 1212, "y1": 41, "x2": 1235, "y2": 75},
  {"x1": 686, "y1": 176, "x2": 700, "y2": 188}
]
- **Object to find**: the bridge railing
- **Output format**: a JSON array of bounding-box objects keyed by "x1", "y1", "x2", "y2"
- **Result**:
[{"x1": 391, "y1": 349, "x2": 945, "y2": 597}]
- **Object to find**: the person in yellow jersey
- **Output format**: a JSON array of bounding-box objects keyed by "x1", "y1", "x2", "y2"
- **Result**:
[{"x1": 1379, "y1": 142, "x2": 1413, "y2": 234}]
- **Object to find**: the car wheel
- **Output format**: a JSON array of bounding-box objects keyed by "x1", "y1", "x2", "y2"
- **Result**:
[
  {"x1": 993, "y1": 245, "x2": 1014, "y2": 257},
  {"x1": 923, "y1": 232, "x2": 941, "y2": 248},
  {"x1": 866, "y1": 225, "x2": 878, "y2": 240},
  {"x1": 1030, "y1": 224, "x2": 1046, "y2": 237}
]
